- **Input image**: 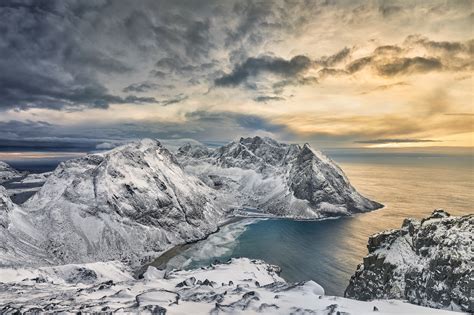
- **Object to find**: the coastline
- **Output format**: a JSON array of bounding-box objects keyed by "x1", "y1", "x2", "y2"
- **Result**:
[
  {"x1": 135, "y1": 207, "x2": 383, "y2": 278},
  {"x1": 135, "y1": 215, "x2": 245, "y2": 277}
]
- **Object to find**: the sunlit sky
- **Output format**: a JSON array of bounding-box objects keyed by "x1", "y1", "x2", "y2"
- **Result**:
[{"x1": 0, "y1": 0, "x2": 473, "y2": 152}]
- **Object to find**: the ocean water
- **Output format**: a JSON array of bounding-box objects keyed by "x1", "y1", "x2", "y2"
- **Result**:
[
  {"x1": 3, "y1": 151, "x2": 473, "y2": 296},
  {"x1": 163, "y1": 153, "x2": 474, "y2": 296}
]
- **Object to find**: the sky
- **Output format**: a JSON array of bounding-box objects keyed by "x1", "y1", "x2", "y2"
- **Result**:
[{"x1": 0, "y1": 0, "x2": 473, "y2": 153}]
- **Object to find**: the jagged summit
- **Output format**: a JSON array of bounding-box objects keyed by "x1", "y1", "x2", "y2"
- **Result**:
[
  {"x1": 210, "y1": 136, "x2": 300, "y2": 170},
  {"x1": 178, "y1": 136, "x2": 382, "y2": 218},
  {"x1": 0, "y1": 161, "x2": 25, "y2": 183},
  {"x1": 10, "y1": 139, "x2": 224, "y2": 266},
  {"x1": 2, "y1": 137, "x2": 380, "y2": 266},
  {"x1": 177, "y1": 142, "x2": 212, "y2": 159},
  {"x1": 345, "y1": 210, "x2": 473, "y2": 312}
]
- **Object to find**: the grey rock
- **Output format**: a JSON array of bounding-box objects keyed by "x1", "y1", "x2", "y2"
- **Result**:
[{"x1": 345, "y1": 210, "x2": 473, "y2": 312}]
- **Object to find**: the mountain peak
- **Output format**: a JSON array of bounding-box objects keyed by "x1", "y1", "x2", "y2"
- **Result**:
[
  {"x1": 178, "y1": 136, "x2": 382, "y2": 217},
  {"x1": 20, "y1": 139, "x2": 223, "y2": 266}
]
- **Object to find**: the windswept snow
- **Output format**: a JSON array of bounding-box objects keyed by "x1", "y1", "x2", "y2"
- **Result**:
[
  {"x1": 0, "y1": 258, "x2": 462, "y2": 314},
  {"x1": 2, "y1": 139, "x2": 224, "y2": 267},
  {"x1": 1, "y1": 137, "x2": 381, "y2": 267},
  {"x1": 345, "y1": 210, "x2": 473, "y2": 312},
  {"x1": 0, "y1": 161, "x2": 25, "y2": 183},
  {"x1": 178, "y1": 136, "x2": 382, "y2": 219}
]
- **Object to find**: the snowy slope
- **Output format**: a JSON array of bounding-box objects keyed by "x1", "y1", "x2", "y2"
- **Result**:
[
  {"x1": 0, "y1": 161, "x2": 25, "y2": 183},
  {"x1": 0, "y1": 258, "x2": 462, "y2": 314},
  {"x1": 178, "y1": 136, "x2": 382, "y2": 218},
  {"x1": 7, "y1": 139, "x2": 224, "y2": 267},
  {"x1": 0, "y1": 186, "x2": 51, "y2": 267},
  {"x1": 345, "y1": 210, "x2": 473, "y2": 312}
]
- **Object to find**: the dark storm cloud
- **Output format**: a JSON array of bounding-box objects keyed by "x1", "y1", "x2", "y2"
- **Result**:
[
  {"x1": 161, "y1": 94, "x2": 188, "y2": 106},
  {"x1": 375, "y1": 57, "x2": 442, "y2": 76},
  {"x1": 215, "y1": 55, "x2": 312, "y2": 87},
  {"x1": 123, "y1": 82, "x2": 160, "y2": 93},
  {"x1": 0, "y1": 1, "x2": 168, "y2": 111},
  {"x1": 346, "y1": 57, "x2": 373, "y2": 73},
  {"x1": 253, "y1": 96, "x2": 285, "y2": 103},
  {"x1": 7, "y1": 0, "x2": 438, "y2": 110},
  {"x1": 355, "y1": 138, "x2": 441, "y2": 144},
  {"x1": 316, "y1": 47, "x2": 352, "y2": 67},
  {"x1": 405, "y1": 35, "x2": 473, "y2": 54},
  {"x1": 373, "y1": 45, "x2": 403, "y2": 55},
  {"x1": 317, "y1": 68, "x2": 348, "y2": 79},
  {"x1": 1, "y1": 0, "x2": 251, "y2": 111}
]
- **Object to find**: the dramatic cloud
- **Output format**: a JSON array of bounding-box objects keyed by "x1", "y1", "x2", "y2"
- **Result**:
[
  {"x1": 0, "y1": 0, "x2": 472, "y2": 148},
  {"x1": 215, "y1": 55, "x2": 312, "y2": 87},
  {"x1": 161, "y1": 94, "x2": 188, "y2": 106},
  {"x1": 253, "y1": 96, "x2": 285, "y2": 103},
  {"x1": 375, "y1": 57, "x2": 442, "y2": 76},
  {"x1": 123, "y1": 82, "x2": 160, "y2": 93}
]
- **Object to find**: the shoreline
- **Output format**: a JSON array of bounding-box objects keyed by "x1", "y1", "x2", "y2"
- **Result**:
[
  {"x1": 134, "y1": 208, "x2": 380, "y2": 278},
  {"x1": 135, "y1": 215, "x2": 245, "y2": 277}
]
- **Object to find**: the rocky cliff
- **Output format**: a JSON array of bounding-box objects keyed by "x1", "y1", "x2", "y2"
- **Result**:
[
  {"x1": 5, "y1": 139, "x2": 223, "y2": 267},
  {"x1": 178, "y1": 136, "x2": 382, "y2": 218},
  {"x1": 345, "y1": 210, "x2": 473, "y2": 312}
]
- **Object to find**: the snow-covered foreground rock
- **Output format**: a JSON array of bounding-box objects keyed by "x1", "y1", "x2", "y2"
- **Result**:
[
  {"x1": 178, "y1": 136, "x2": 382, "y2": 219},
  {"x1": 0, "y1": 258, "x2": 461, "y2": 315},
  {"x1": 1, "y1": 139, "x2": 224, "y2": 267},
  {"x1": 345, "y1": 210, "x2": 473, "y2": 313}
]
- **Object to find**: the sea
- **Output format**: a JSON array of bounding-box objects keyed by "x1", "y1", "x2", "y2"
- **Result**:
[
  {"x1": 3, "y1": 150, "x2": 473, "y2": 296},
  {"x1": 158, "y1": 151, "x2": 474, "y2": 296}
]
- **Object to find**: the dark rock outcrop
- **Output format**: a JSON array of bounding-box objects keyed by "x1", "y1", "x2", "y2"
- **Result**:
[{"x1": 345, "y1": 210, "x2": 473, "y2": 312}]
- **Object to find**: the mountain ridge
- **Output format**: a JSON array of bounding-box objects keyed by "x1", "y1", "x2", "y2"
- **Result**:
[
  {"x1": 345, "y1": 210, "x2": 473, "y2": 312},
  {"x1": 178, "y1": 136, "x2": 382, "y2": 218}
]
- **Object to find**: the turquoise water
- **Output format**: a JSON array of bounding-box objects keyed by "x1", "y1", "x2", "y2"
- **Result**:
[
  {"x1": 3, "y1": 152, "x2": 473, "y2": 296},
  {"x1": 164, "y1": 154, "x2": 474, "y2": 296}
]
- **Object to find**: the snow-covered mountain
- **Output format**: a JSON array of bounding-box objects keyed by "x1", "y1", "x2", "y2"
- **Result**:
[
  {"x1": 178, "y1": 136, "x2": 382, "y2": 218},
  {"x1": 3, "y1": 139, "x2": 224, "y2": 267},
  {"x1": 0, "y1": 137, "x2": 380, "y2": 266},
  {"x1": 0, "y1": 186, "x2": 50, "y2": 267},
  {"x1": 0, "y1": 161, "x2": 25, "y2": 183},
  {"x1": 0, "y1": 258, "x2": 459, "y2": 314},
  {"x1": 345, "y1": 210, "x2": 473, "y2": 313}
]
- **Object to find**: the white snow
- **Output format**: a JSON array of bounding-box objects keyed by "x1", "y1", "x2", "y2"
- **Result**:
[
  {"x1": 0, "y1": 161, "x2": 25, "y2": 183},
  {"x1": 177, "y1": 136, "x2": 382, "y2": 219},
  {"x1": 1, "y1": 139, "x2": 224, "y2": 267},
  {"x1": 0, "y1": 258, "x2": 463, "y2": 314}
]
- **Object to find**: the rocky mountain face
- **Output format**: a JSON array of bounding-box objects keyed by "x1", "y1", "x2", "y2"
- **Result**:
[
  {"x1": 0, "y1": 186, "x2": 50, "y2": 267},
  {"x1": 4, "y1": 139, "x2": 223, "y2": 267},
  {"x1": 178, "y1": 136, "x2": 382, "y2": 218},
  {"x1": 345, "y1": 210, "x2": 473, "y2": 312},
  {"x1": 0, "y1": 161, "x2": 25, "y2": 183}
]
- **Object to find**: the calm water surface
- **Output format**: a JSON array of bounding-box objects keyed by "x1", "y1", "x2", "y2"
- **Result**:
[
  {"x1": 3, "y1": 153, "x2": 473, "y2": 296},
  {"x1": 164, "y1": 154, "x2": 474, "y2": 296}
]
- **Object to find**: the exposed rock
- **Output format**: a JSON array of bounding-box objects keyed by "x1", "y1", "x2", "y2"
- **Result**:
[
  {"x1": 3, "y1": 139, "x2": 223, "y2": 267},
  {"x1": 0, "y1": 161, "x2": 26, "y2": 184},
  {"x1": 0, "y1": 258, "x2": 455, "y2": 314},
  {"x1": 345, "y1": 210, "x2": 473, "y2": 312},
  {"x1": 178, "y1": 136, "x2": 382, "y2": 219}
]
